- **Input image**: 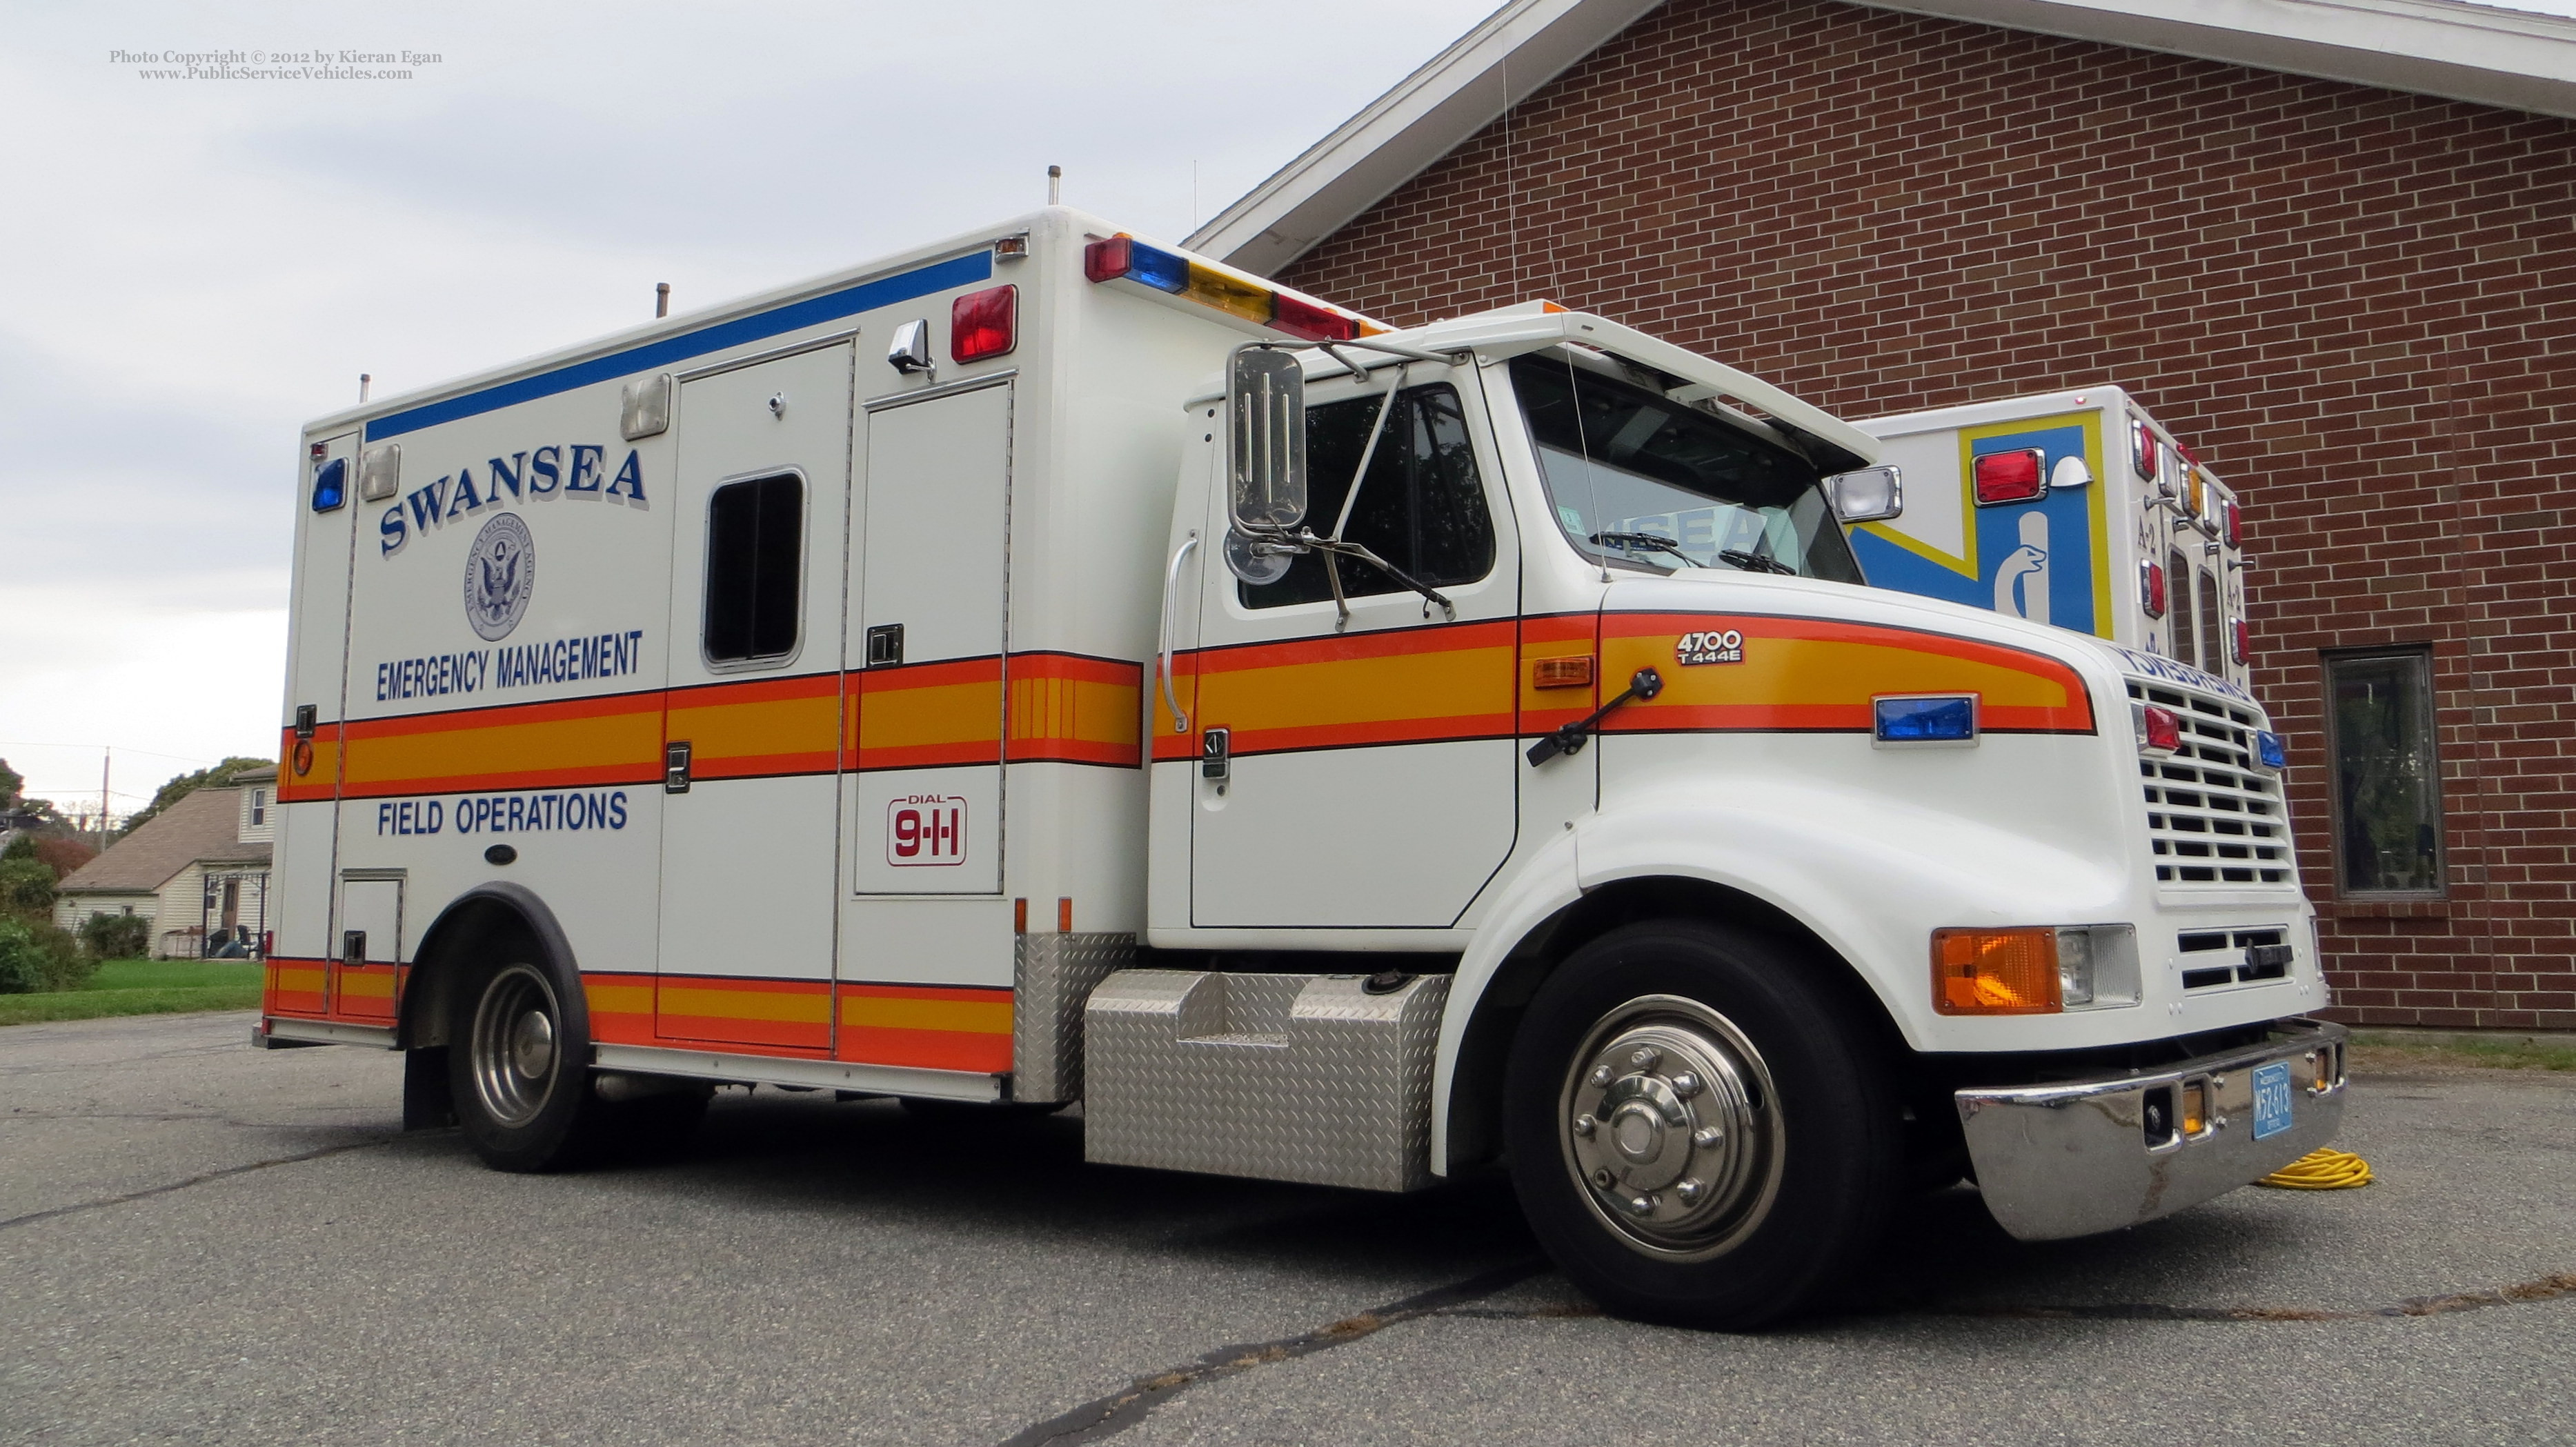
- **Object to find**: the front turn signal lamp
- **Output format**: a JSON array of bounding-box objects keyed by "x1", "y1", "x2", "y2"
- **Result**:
[{"x1": 1933, "y1": 925, "x2": 2140, "y2": 1015}]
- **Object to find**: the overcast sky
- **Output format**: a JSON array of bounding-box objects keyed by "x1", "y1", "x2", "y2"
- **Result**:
[
  {"x1": 6, "y1": 0, "x2": 2574, "y2": 815},
  {"x1": 0, "y1": 0, "x2": 1499, "y2": 814}
]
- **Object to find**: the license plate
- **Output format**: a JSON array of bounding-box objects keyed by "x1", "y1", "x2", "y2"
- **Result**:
[{"x1": 2251, "y1": 1060, "x2": 2294, "y2": 1141}]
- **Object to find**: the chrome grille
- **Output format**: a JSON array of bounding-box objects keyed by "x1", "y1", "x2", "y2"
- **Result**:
[{"x1": 2130, "y1": 680, "x2": 2294, "y2": 887}]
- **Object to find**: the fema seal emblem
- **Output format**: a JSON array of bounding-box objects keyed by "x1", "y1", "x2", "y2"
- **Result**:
[{"x1": 463, "y1": 512, "x2": 535, "y2": 641}]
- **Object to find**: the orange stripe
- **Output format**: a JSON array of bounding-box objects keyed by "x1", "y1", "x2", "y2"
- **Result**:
[
  {"x1": 342, "y1": 691, "x2": 664, "y2": 798},
  {"x1": 1177, "y1": 619, "x2": 1519, "y2": 759},
  {"x1": 274, "y1": 726, "x2": 344, "y2": 803},
  {"x1": 1005, "y1": 652, "x2": 1142, "y2": 767},
  {"x1": 264, "y1": 956, "x2": 328, "y2": 1016},
  {"x1": 853, "y1": 657, "x2": 1003, "y2": 770},
  {"x1": 1598, "y1": 612, "x2": 2096, "y2": 735},
  {"x1": 835, "y1": 982, "x2": 1014, "y2": 1072},
  {"x1": 671, "y1": 672, "x2": 842, "y2": 780}
]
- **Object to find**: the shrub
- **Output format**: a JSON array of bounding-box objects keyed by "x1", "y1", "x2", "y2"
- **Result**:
[
  {"x1": 79, "y1": 912, "x2": 154, "y2": 961},
  {"x1": 0, "y1": 918, "x2": 91, "y2": 993},
  {"x1": 0, "y1": 855, "x2": 55, "y2": 913}
]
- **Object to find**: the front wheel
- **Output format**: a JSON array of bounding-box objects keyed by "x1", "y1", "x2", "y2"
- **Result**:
[{"x1": 1505, "y1": 920, "x2": 1900, "y2": 1328}]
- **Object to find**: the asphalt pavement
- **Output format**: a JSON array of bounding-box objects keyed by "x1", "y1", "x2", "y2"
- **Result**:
[{"x1": 2, "y1": 1010, "x2": 2569, "y2": 1446}]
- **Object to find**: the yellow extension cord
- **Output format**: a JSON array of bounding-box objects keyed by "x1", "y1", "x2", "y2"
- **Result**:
[{"x1": 2257, "y1": 1147, "x2": 2375, "y2": 1189}]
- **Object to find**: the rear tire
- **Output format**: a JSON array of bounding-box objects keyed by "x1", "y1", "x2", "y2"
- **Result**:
[
  {"x1": 1505, "y1": 919, "x2": 1900, "y2": 1328},
  {"x1": 449, "y1": 955, "x2": 615, "y2": 1172}
]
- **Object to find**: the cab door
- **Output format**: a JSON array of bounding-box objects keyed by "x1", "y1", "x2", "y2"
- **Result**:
[
  {"x1": 1187, "y1": 369, "x2": 1519, "y2": 928},
  {"x1": 655, "y1": 341, "x2": 853, "y2": 1050}
]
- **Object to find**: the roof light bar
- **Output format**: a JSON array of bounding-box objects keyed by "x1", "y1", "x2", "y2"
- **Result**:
[{"x1": 1082, "y1": 234, "x2": 1372, "y2": 342}]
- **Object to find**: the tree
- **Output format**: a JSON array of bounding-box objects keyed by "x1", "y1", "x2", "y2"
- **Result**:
[{"x1": 117, "y1": 757, "x2": 275, "y2": 839}]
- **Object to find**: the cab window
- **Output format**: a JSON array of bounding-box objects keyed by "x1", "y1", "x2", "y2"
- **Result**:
[
  {"x1": 1240, "y1": 383, "x2": 1495, "y2": 609},
  {"x1": 704, "y1": 473, "x2": 804, "y2": 663}
]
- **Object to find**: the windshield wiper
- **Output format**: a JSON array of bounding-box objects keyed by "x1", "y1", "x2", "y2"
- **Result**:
[
  {"x1": 1716, "y1": 548, "x2": 1796, "y2": 576},
  {"x1": 1590, "y1": 530, "x2": 1692, "y2": 567}
]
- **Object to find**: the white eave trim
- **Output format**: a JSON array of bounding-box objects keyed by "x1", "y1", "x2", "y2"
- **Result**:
[
  {"x1": 1184, "y1": 0, "x2": 1665, "y2": 275},
  {"x1": 1189, "y1": 0, "x2": 2576, "y2": 275},
  {"x1": 1844, "y1": 0, "x2": 2576, "y2": 120}
]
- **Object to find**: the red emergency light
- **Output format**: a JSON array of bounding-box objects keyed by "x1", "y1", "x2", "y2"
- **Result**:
[
  {"x1": 2222, "y1": 498, "x2": 2242, "y2": 548},
  {"x1": 951, "y1": 285, "x2": 1017, "y2": 363},
  {"x1": 2132, "y1": 423, "x2": 2159, "y2": 482},
  {"x1": 1973, "y1": 449, "x2": 2047, "y2": 506},
  {"x1": 2139, "y1": 560, "x2": 2167, "y2": 619},
  {"x1": 2139, "y1": 704, "x2": 2183, "y2": 757},
  {"x1": 2231, "y1": 619, "x2": 2251, "y2": 666}
]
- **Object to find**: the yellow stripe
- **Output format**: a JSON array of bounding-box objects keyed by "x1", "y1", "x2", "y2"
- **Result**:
[
  {"x1": 1207, "y1": 644, "x2": 1515, "y2": 728},
  {"x1": 1007, "y1": 675, "x2": 1141, "y2": 748},
  {"x1": 860, "y1": 680, "x2": 1003, "y2": 750},
  {"x1": 668, "y1": 690, "x2": 840, "y2": 761},
  {"x1": 337, "y1": 971, "x2": 395, "y2": 1000},
  {"x1": 839, "y1": 995, "x2": 1013, "y2": 1035},
  {"x1": 348, "y1": 710, "x2": 662, "y2": 786},
  {"x1": 1605, "y1": 635, "x2": 2077, "y2": 710},
  {"x1": 585, "y1": 983, "x2": 653, "y2": 1015},
  {"x1": 657, "y1": 986, "x2": 832, "y2": 1025},
  {"x1": 271, "y1": 966, "x2": 326, "y2": 993}
]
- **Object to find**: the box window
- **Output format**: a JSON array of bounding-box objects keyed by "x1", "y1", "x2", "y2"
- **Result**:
[
  {"x1": 2326, "y1": 648, "x2": 2444, "y2": 895},
  {"x1": 704, "y1": 474, "x2": 804, "y2": 664}
]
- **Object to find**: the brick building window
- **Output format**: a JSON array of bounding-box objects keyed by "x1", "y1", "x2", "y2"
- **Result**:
[{"x1": 2325, "y1": 649, "x2": 2444, "y2": 896}]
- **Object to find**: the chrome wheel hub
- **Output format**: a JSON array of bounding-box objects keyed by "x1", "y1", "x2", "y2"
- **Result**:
[
  {"x1": 1562, "y1": 995, "x2": 1781, "y2": 1260},
  {"x1": 470, "y1": 964, "x2": 562, "y2": 1128}
]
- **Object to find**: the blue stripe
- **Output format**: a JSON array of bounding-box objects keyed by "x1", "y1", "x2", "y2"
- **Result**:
[{"x1": 364, "y1": 251, "x2": 994, "y2": 442}]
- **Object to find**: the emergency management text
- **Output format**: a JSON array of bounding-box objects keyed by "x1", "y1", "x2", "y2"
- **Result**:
[{"x1": 375, "y1": 629, "x2": 646, "y2": 701}]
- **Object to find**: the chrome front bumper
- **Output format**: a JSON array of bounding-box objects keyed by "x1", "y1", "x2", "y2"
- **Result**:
[{"x1": 1956, "y1": 1018, "x2": 2350, "y2": 1241}]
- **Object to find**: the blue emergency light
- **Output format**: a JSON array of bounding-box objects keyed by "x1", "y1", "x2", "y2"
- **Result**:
[
  {"x1": 2256, "y1": 730, "x2": 2287, "y2": 770},
  {"x1": 310, "y1": 457, "x2": 348, "y2": 512},
  {"x1": 1874, "y1": 695, "x2": 1977, "y2": 744}
]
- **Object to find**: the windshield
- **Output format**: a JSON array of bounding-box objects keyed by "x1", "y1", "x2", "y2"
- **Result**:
[{"x1": 1510, "y1": 355, "x2": 1863, "y2": 583}]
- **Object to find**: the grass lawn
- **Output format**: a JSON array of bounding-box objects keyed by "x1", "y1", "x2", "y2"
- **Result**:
[
  {"x1": 2350, "y1": 1030, "x2": 2576, "y2": 1074},
  {"x1": 0, "y1": 959, "x2": 265, "y2": 1026}
]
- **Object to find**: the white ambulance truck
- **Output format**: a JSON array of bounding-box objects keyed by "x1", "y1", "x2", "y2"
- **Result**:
[
  {"x1": 261, "y1": 208, "x2": 2344, "y2": 1326},
  {"x1": 1850, "y1": 390, "x2": 2255, "y2": 694}
]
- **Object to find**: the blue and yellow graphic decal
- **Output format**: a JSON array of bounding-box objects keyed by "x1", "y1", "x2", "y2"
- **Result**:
[{"x1": 1849, "y1": 414, "x2": 2114, "y2": 639}]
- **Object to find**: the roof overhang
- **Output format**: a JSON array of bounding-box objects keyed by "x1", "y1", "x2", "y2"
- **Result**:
[
  {"x1": 1189, "y1": 0, "x2": 2576, "y2": 274},
  {"x1": 1186, "y1": 0, "x2": 1665, "y2": 275}
]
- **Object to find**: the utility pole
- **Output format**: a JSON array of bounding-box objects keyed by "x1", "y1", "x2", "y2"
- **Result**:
[{"x1": 99, "y1": 748, "x2": 110, "y2": 848}]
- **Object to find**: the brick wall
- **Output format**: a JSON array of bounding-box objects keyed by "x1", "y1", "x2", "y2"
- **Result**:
[{"x1": 1280, "y1": 0, "x2": 2576, "y2": 1029}]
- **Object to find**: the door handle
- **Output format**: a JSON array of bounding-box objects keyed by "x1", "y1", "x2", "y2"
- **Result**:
[
  {"x1": 1159, "y1": 531, "x2": 1200, "y2": 734},
  {"x1": 1200, "y1": 727, "x2": 1229, "y2": 785},
  {"x1": 664, "y1": 741, "x2": 693, "y2": 793}
]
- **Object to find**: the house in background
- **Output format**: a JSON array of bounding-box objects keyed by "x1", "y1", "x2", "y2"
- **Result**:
[{"x1": 52, "y1": 768, "x2": 275, "y2": 957}]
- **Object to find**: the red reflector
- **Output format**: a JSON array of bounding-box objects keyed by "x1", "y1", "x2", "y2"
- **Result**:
[
  {"x1": 1082, "y1": 237, "x2": 1130, "y2": 283},
  {"x1": 2231, "y1": 619, "x2": 2250, "y2": 666},
  {"x1": 2223, "y1": 498, "x2": 2242, "y2": 548},
  {"x1": 2139, "y1": 560, "x2": 2167, "y2": 619},
  {"x1": 951, "y1": 284, "x2": 1016, "y2": 363},
  {"x1": 1271, "y1": 291, "x2": 1358, "y2": 342},
  {"x1": 1972, "y1": 449, "x2": 2046, "y2": 506},
  {"x1": 2141, "y1": 704, "x2": 2182, "y2": 755}
]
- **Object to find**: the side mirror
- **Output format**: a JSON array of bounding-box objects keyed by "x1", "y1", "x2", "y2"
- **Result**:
[
  {"x1": 1825, "y1": 465, "x2": 1902, "y2": 523},
  {"x1": 886, "y1": 319, "x2": 935, "y2": 378},
  {"x1": 1227, "y1": 348, "x2": 1306, "y2": 532}
]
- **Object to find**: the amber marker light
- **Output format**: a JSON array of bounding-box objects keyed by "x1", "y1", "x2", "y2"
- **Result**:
[
  {"x1": 1931, "y1": 928, "x2": 2063, "y2": 1015},
  {"x1": 1533, "y1": 656, "x2": 1594, "y2": 689}
]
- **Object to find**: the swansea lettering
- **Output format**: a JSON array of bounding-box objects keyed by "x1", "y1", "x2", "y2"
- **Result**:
[{"x1": 378, "y1": 441, "x2": 650, "y2": 558}]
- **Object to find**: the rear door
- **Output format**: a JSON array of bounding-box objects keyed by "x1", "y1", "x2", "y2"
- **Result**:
[
  {"x1": 275, "y1": 430, "x2": 357, "y2": 1018},
  {"x1": 655, "y1": 341, "x2": 854, "y2": 1050},
  {"x1": 1187, "y1": 368, "x2": 1520, "y2": 928}
]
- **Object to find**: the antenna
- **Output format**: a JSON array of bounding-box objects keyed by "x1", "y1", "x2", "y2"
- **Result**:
[
  {"x1": 1047, "y1": 165, "x2": 1062, "y2": 206},
  {"x1": 358, "y1": 373, "x2": 370, "y2": 403},
  {"x1": 655, "y1": 282, "x2": 671, "y2": 319}
]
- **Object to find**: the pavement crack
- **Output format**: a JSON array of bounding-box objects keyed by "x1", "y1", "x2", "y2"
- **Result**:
[
  {"x1": 0, "y1": 1137, "x2": 404, "y2": 1232},
  {"x1": 1947, "y1": 1270, "x2": 2576, "y2": 1322},
  {"x1": 995, "y1": 1259, "x2": 1547, "y2": 1446}
]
